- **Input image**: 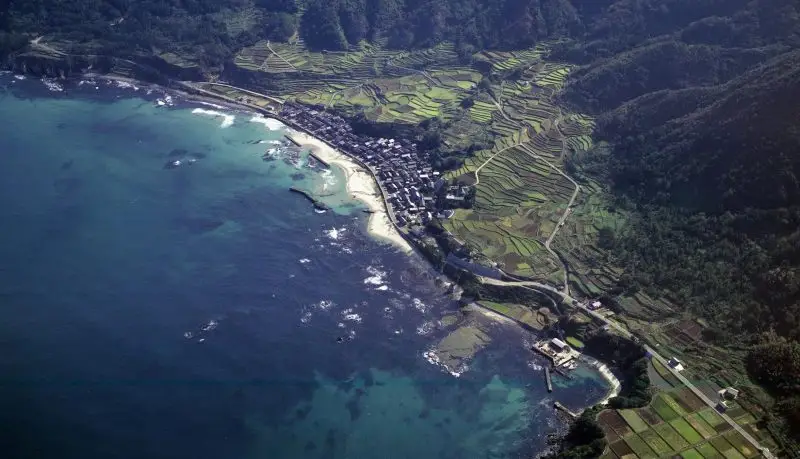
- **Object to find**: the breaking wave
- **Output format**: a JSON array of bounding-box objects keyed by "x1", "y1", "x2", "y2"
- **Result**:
[
  {"x1": 192, "y1": 108, "x2": 235, "y2": 128},
  {"x1": 250, "y1": 114, "x2": 285, "y2": 131}
]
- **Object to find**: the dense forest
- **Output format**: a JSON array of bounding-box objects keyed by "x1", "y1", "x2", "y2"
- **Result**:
[
  {"x1": 0, "y1": 0, "x2": 588, "y2": 60},
  {"x1": 557, "y1": 0, "x2": 800, "y2": 438}
]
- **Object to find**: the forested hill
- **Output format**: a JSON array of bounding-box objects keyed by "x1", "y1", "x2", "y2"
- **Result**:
[
  {"x1": 0, "y1": 0, "x2": 588, "y2": 64},
  {"x1": 556, "y1": 0, "x2": 800, "y2": 341}
]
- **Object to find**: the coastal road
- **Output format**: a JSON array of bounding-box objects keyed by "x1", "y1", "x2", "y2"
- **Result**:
[
  {"x1": 479, "y1": 275, "x2": 774, "y2": 458},
  {"x1": 188, "y1": 82, "x2": 285, "y2": 106}
]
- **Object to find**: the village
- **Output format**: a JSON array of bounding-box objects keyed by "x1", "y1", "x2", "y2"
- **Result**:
[{"x1": 279, "y1": 103, "x2": 468, "y2": 227}]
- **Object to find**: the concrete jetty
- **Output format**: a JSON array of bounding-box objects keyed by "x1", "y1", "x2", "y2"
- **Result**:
[
  {"x1": 545, "y1": 367, "x2": 553, "y2": 392},
  {"x1": 289, "y1": 187, "x2": 330, "y2": 211},
  {"x1": 554, "y1": 401, "x2": 579, "y2": 419},
  {"x1": 284, "y1": 134, "x2": 301, "y2": 147}
]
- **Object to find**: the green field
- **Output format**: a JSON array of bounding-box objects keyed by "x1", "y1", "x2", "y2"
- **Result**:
[
  {"x1": 654, "y1": 421, "x2": 690, "y2": 451},
  {"x1": 624, "y1": 434, "x2": 657, "y2": 459},
  {"x1": 682, "y1": 448, "x2": 706, "y2": 459},
  {"x1": 640, "y1": 429, "x2": 672, "y2": 455},
  {"x1": 671, "y1": 418, "x2": 704, "y2": 444},
  {"x1": 652, "y1": 393, "x2": 681, "y2": 422},
  {"x1": 620, "y1": 409, "x2": 650, "y2": 433}
]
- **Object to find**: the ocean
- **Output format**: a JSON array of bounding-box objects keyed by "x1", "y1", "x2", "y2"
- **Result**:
[{"x1": 0, "y1": 74, "x2": 610, "y2": 459}]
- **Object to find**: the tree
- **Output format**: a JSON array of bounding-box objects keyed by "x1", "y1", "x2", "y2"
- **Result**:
[{"x1": 301, "y1": 0, "x2": 348, "y2": 50}]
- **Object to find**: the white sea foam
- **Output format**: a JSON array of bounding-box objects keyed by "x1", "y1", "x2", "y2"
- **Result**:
[
  {"x1": 300, "y1": 311, "x2": 313, "y2": 323},
  {"x1": 325, "y1": 227, "x2": 345, "y2": 240},
  {"x1": 423, "y1": 350, "x2": 463, "y2": 378},
  {"x1": 195, "y1": 101, "x2": 225, "y2": 110},
  {"x1": 343, "y1": 312, "x2": 362, "y2": 323},
  {"x1": 250, "y1": 115, "x2": 285, "y2": 131},
  {"x1": 201, "y1": 320, "x2": 218, "y2": 332},
  {"x1": 315, "y1": 300, "x2": 334, "y2": 311},
  {"x1": 527, "y1": 361, "x2": 544, "y2": 371},
  {"x1": 299, "y1": 258, "x2": 311, "y2": 264},
  {"x1": 114, "y1": 80, "x2": 139, "y2": 91},
  {"x1": 411, "y1": 298, "x2": 430, "y2": 314},
  {"x1": 337, "y1": 322, "x2": 346, "y2": 328},
  {"x1": 192, "y1": 108, "x2": 235, "y2": 128},
  {"x1": 416, "y1": 320, "x2": 436, "y2": 336},
  {"x1": 375, "y1": 285, "x2": 389, "y2": 291},
  {"x1": 41, "y1": 78, "x2": 63, "y2": 92},
  {"x1": 183, "y1": 332, "x2": 194, "y2": 339},
  {"x1": 13, "y1": 74, "x2": 26, "y2": 80},
  {"x1": 319, "y1": 169, "x2": 338, "y2": 191},
  {"x1": 363, "y1": 265, "x2": 387, "y2": 286}
]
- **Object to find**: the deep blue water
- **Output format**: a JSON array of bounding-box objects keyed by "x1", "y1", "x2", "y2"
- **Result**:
[{"x1": 0, "y1": 75, "x2": 610, "y2": 459}]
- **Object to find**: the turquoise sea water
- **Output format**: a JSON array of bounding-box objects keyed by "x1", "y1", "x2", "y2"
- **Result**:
[{"x1": 0, "y1": 75, "x2": 610, "y2": 459}]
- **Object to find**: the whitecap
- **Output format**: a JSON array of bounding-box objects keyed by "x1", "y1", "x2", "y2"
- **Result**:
[
  {"x1": 363, "y1": 265, "x2": 387, "y2": 286},
  {"x1": 319, "y1": 169, "x2": 338, "y2": 191},
  {"x1": 41, "y1": 78, "x2": 63, "y2": 92},
  {"x1": 13, "y1": 75, "x2": 26, "y2": 80},
  {"x1": 314, "y1": 208, "x2": 327, "y2": 214},
  {"x1": 343, "y1": 313, "x2": 362, "y2": 323},
  {"x1": 299, "y1": 258, "x2": 311, "y2": 264},
  {"x1": 192, "y1": 108, "x2": 235, "y2": 128},
  {"x1": 416, "y1": 321, "x2": 436, "y2": 336},
  {"x1": 183, "y1": 332, "x2": 194, "y2": 339},
  {"x1": 195, "y1": 101, "x2": 225, "y2": 110},
  {"x1": 337, "y1": 322, "x2": 346, "y2": 328},
  {"x1": 316, "y1": 300, "x2": 334, "y2": 311},
  {"x1": 250, "y1": 114, "x2": 285, "y2": 131},
  {"x1": 114, "y1": 80, "x2": 139, "y2": 91},
  {"x1": 325, "y1": 227, "x2": 345, "y2": 240},
  {"x1": 411, "y1": 298, "x2": 430, "y2": 314},
  {"x1": 527, "y1": 361, "x2": 544, "y2": 371},
  {"x1": 300, "y1": 311, "x2": 313, "y2": 323},
  {"x1": 423, "y1": 350, "x2": 464, "y2": 378},
  {"x1": 375, "y1": 285, "x2": 389, "y2": 291},
  {"x1": 201, "y1": 320, "x2": 218, "y2": 332}
]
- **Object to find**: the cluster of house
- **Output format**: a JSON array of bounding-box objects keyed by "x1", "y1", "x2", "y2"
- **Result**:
[{"x1": 279, "y1": 103, "x2": 463, "y2": 227}]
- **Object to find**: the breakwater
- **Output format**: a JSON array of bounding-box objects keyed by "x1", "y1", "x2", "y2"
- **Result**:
[{"x1": 289, "y1": 187, "x2": 331, "y2": 211}]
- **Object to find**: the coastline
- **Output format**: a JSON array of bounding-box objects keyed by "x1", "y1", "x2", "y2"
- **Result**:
[
  {"x1": 82, "y1": 73, "x2": 622, "y2": 408},
  {"x1": 286, "y1": 130, "x2": 414, "y2": 254},
  {"x1": 84, "y1": 74, "x2": 412, "y2": 254}
]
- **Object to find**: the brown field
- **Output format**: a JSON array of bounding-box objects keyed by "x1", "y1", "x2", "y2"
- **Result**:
[
  {"x1": 638, "y1": 407, "x2": 663, "y2": 426},
  {"x1": 600, "y1": 410, "x2": 634, "y2": 437},
  {"x1": 610, "y1": 439, "x2": 635, "y2": 458},
  {"x1": 674, "y1": 387, "x2": 707, "y2": 412}
]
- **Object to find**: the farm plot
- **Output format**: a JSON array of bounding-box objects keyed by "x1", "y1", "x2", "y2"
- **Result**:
[
  {"x1": 670, "y1": 418, "x2": 704, "y2": 444},
  {"x1": 654, "y1": 421, "x2": 690, "y2": 451},
  {"x1": 620, "y1": 409, "x2": 650, "y2": 434},
  {"x1": 640, "y1": 429, "x2": 672, "y2": 456},
  {"x1": 651, "y1": 393, "x2": 682, "y2": 422},
  {"x1": 624, "y1": 434, "x2": 657, "y2": 459}
]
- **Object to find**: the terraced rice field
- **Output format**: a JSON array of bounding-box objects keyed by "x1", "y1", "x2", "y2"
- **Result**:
[{"x1": 598, "y1": 384, "x2": 767, "y2": 459}]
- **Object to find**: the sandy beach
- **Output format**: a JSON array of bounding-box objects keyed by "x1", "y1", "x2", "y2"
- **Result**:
[{"x1": 287, "y1": 130, "x2": 414, "y2": 254}]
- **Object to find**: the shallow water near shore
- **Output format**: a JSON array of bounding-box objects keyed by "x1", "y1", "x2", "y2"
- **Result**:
[{"x1": 0, "y1": 75, "x2": 610, "y2": 459}]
